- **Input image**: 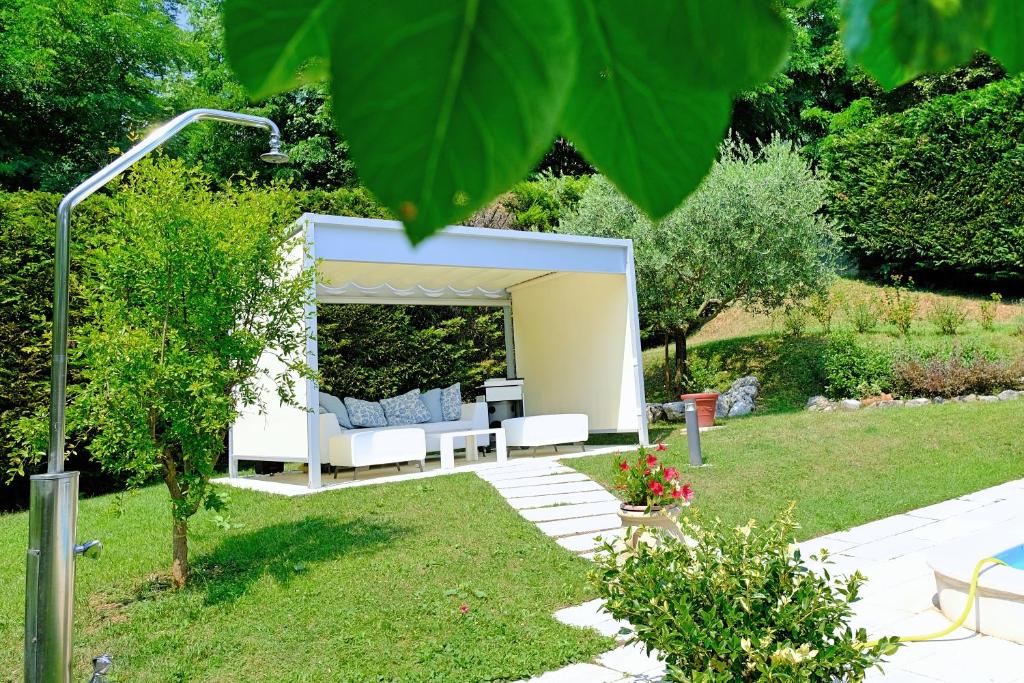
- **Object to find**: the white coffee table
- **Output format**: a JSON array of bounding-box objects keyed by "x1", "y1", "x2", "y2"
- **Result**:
[{"x1": 438, "y1": 427, "x2": 507, "y2": 470}]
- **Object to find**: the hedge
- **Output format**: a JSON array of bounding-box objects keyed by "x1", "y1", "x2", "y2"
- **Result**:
[
  {"x1": 0, "y1": 183, "x2": 514, "y2": 510},
  {"x1": 818, "y1": 76, "x2": 1024, "y2": 286}
]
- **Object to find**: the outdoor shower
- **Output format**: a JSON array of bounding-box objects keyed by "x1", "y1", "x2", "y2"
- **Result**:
[{"x1": 25, "y1": 109, "x2": 288, "y2": 683}]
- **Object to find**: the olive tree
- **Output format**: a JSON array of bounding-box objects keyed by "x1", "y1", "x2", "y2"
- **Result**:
[
  {"x1": 69, "y1": 159, "x2": 313, "y2": 587},
  {"x1": 559, "y1": 138, "x2": 837, "y2": 397}
]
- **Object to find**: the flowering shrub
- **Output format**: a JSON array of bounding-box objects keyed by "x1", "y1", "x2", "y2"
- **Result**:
[
  {"x1": 593, "y1": 506, "x2": 897, "y2": 681},
  {"x1": 613, "y1": 446, "x2": 693, "y2": 508}
]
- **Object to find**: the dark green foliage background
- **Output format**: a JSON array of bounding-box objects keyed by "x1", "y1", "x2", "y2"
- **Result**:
[{"x1": 818, "y1": 76, "x2": 1024, "y2": 286}]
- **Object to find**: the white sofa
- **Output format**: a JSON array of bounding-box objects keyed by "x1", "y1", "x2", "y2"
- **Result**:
[
  {"x1": 502, "y1": 414, "x2": 589, "y2": 450},
  {"x1": 319, "y1": 402, "x2": 488, "y2": 474}
]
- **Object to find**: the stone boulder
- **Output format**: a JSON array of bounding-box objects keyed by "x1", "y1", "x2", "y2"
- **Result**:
[
  {"x1": 839, "y1": 399, "x2": 862, "y2": 411},
  {"x1": 998, "y1": 389, "x2": 1021, "y2": 401},
  {"x1": 905, "y1": 398, "x2": 931, "y2": 407},
  {"x1": 662, "y1": 401, "x2": 687, "y2": 422},
  {"x1": 805, "y1": 395, "x2": 832, "y2": 411},
  {"x1": 716, "y1": 376, "x2": 760, "y2": 418},
  {"x1": 646, "y1": 403, "x2": 666, "y2": 424}
]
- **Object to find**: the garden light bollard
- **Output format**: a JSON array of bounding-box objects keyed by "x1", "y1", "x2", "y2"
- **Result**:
[
  {"x1": 26, "y1": 109, "x2": 288, "y2": 683},
  {"x1": 683, "y1": 399, "x2": 703, "y2": 466}
]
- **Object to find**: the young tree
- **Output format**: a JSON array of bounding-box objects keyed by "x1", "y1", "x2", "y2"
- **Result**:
[
  {"x1": 559, "y1": 138, "x2": 837, "y2": 397},
  {"x1": 69, "y1": 158, "x2": 313, "y2": 587}
]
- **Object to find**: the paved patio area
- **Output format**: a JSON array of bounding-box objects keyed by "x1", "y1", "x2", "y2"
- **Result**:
[
  {"x1": 213, "y1": 444, "x2": 629, "y2": 496},
  {"x1": 476, "y1": 460, "x2": 1024, "y2": 683}
]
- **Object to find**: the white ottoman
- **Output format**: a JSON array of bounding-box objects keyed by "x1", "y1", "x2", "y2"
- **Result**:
[
  {"x1": 328, "y1": 427, "x2": 426, "y2": 479},
  {"x1": 501, "y1": 414, "x2": 589, "y2": 450}
]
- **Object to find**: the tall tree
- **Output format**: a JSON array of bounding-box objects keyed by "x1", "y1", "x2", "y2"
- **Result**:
[
  {"x1": 559, "y1": 139, "x2": 837, "y2": 397},
  {"x1": 0, "y1": 0, "x2": 184, "y2": 191},
  {"x1": 67, "y1": 159, "x2": 312, "y2": 587}
]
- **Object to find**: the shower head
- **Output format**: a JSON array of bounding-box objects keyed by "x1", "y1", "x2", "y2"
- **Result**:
[
  {"x1": 260, "y1": 133, "x2": 289, "y2": 164},
  {"x1": 260, "y1": 149, "x2": 290, "y2": 164}
]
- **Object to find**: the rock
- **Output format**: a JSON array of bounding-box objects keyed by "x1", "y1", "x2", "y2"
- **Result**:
[
  {"x1": 728, "y1": 396, "x2": 754, "y2": 417},
  {"x1": 646, "y1": 403, "x2": 666, "y2": 423},
  {"x1": 961, "y1": 394, "x2": 978, "y2": 402},
  {"x1": 905, "y1": 398, "x2": 931, "y2": 407},
  {"x1": 839, "y1": 399, "x2": 862, "y2": 411},
  {"x1": 998, "y1": 390, "x2": 1021, "y2": 401},
  {"x1": 874, "y1": 399, "x2": 903, "y2": 409},
  {"x1": 932, "y1": 397, "x2": 947, "y2": 404},
  {"x1": 716, "y1": 376, "x2": 759, "y2": 417},
  {"x1": 806, "y1": 395, "x2": 831, "y2": 411},
  {"x1": 662, "y1": 401, "x2": 687, "y2": 422},
  {"x1": 730, "y1": 375, "x2": 760, "y2": 390},
  {"x1": 979, "y1": 395, "x2": 999, "y2": 402},
  {"x1": 715, "y1": 393, "x2": 734, "y2": 418}
]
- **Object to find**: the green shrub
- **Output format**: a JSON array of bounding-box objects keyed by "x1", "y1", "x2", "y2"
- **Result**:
[
  {"x1": 807, "y1": 290, "x2": 842, "y2": 333},
  {"x1": 594, "y1": 506, "x2": 895, "y2": 682},
  {"x1": 881, "y1": 279, "x2": 919, "y2": 336},
  {"x1": 928, "y1": 299, "x2": 968, "y2": 335},
  {"x1": 822, "y1": 333, "x2": 894, "y2": 399},
  {"x1": 978, "y1": 293, "x2": 1001, "y2": 331},
  {"x1": 687, "y1": 352, "x2": 729, "y2": 393},
  {"x1": 846, "y1": 297, "x2": 880, "y2": 334},
  {"x1": 819, "y1": 76, "x2": 1024, "y2": 286},
  {"x1": 893, "y1": 347, "x2": 1023, "y2": 398},
  {"x1": 780, "y1": 304, "x2": 810, "y2": 337}
]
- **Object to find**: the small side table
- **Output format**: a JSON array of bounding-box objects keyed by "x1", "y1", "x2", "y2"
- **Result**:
[{"x1": 438, "y1": 428, "x2": 507, "y2": 470}]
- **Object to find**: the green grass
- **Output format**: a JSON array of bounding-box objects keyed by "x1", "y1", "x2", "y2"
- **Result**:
[
  {"x1": 0, "y1": 475, "x2": 609, "y2": 682},
  {"x1": 571, "y1": 400, "x2": 1024, "y2": 540}
]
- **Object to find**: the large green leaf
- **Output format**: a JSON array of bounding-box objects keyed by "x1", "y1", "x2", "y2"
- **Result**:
[
  {"x1": 222, "y1": 0, "x2": 333, "y2": 99},
  {"x1": 841, "y1": 0, "x2": 1024, "y2": 90},
  {"x1": 326, "y1": 0, "x2": 576, "y2": 242},
  {"x1": 561, "y1": 0, "x2": 789, "y2": 219},
  {"x1": 987, "y1": 0, "x2": 1024, "y2": 73}
]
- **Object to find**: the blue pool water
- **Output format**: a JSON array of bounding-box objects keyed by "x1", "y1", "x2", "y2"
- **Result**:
[{"x1": 995, "y1": 543, "x2": 1024, "y2": 569}]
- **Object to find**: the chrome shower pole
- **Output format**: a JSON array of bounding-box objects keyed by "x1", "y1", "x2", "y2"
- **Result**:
[{"x1": 26, "y1": 109, "x2": 287, "y2": 683}]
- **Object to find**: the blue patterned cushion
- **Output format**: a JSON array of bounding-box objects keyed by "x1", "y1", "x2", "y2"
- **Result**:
[
  {"x1": 440, "y1": 382, "x2": 461, "y2": 421},
  {"x1": 343, "y1": 397, "x2": 387, "y2": 428},
  {"x1": 380, "y1": 389, "x2": 432, "y2": 426}
]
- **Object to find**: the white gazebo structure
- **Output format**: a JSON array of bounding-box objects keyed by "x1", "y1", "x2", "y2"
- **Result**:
[{"x1": 229, "y1": 214, "x2": 648, "y2": 489}]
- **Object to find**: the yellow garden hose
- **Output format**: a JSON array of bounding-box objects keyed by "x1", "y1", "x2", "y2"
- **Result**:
[{"x1": 865, "y1": 556, "x2": 1007, "y2": 649}]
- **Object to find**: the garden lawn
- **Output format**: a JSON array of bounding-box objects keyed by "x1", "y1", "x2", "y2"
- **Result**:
[
  {"x1": 0, "y1": 474, "x2": 609, "y2": 682},
  {"x1": 572, "y1": 400, "x2": 1024, "y2": 540}
]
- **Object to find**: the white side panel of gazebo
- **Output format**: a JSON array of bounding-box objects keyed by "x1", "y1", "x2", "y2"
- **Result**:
[{"x1": 510, "y1": 272, "x2": 643, "y2": 434}]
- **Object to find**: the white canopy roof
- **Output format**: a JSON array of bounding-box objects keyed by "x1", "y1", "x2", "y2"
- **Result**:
[{"x1": 231, "y1": 214, "x2": 648, "y2": 489}]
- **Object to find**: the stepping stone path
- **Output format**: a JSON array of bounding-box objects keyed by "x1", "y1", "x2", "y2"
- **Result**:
[{"x1": 475, "y1": 460, "x2": 667, "y2": 682}]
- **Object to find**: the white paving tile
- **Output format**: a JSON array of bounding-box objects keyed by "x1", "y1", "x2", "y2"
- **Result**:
[
  {"x1": 557, "y1": 528, "x2": 624, "y2": 553},
  {"x1": 597, "y1": 643, "x2": 665, "y2": 675},
  {"x1": 500, "y1": 480, "x2": 606, "y2": 499},
  {"x1": 838, "y1": 532, "x2": 936, "y2": 563},
  {"x1": 537, "y1": 514, "x2": 623, "y2": 538},
  {"x1": 523, "y1": 662, "x2": 623, "y2": 683},
  {"x1": 554, "y1": 599, "x2": 609, "y2": 628},
  {"x1": 505, "y1": 489, "x2": 618, "y2": 510},
  {"x1": 492, "y1": 473, "x2": 594, "y2": 490},
  {"x1": 519, "y1": 500, "x2": 622, "y2": 522},
  {"x1": 906, "y1": 496, "x2": 992, "y2": 521},
  {"x1": 829, "y1": 514, "x2": 934, "y2": 545}
]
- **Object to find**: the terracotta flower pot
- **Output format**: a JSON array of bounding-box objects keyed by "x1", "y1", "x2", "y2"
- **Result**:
[
  {"x1": 679, "y1": 392, "x2": 719, "y2": 428},
  {"x1": 618, "y1": 503, "x2": 687, "y2": 546}
]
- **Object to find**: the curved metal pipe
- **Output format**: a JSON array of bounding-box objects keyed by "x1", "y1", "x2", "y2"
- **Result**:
[{"x1": 47, "y1": 109, "x2": 283, "y2": 473}]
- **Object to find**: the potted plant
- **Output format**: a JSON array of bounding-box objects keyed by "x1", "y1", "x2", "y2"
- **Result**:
[
  {"x1": 613, "y1": 446, "x2": 693, "y2": 543},
  {"x1": 679, "y1": 354, "x2": 727, "y2": 428}
]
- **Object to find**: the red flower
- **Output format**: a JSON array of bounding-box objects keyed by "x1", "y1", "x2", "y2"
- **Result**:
[
  {"x1": 664, "y1": 467, "x2": 679, "y2": 481},
  {"x1": 671, "y1": 487, "x2": 683, "y2": 499},
  {"x1": 459, "y1": 603, "x2": 469, "y2": 615},
  {"x1": 643, "y1": 467, "x2": 651, "y2": 476},
  {"x1": 655, "y1": 443, "x2": 667, "y2": 452},
  {"x1": 680, "y1": 484, "x2": 694, "y2": 502},
  {"x1": 646, "y1": 454, "x2": 658, "y2": 467},
  {"x1": 649, "y1": 481, "x2": 664, "y2": 496},
  {"x1": 619, "y1": 460, "x2": 630, "y2": 471}
]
